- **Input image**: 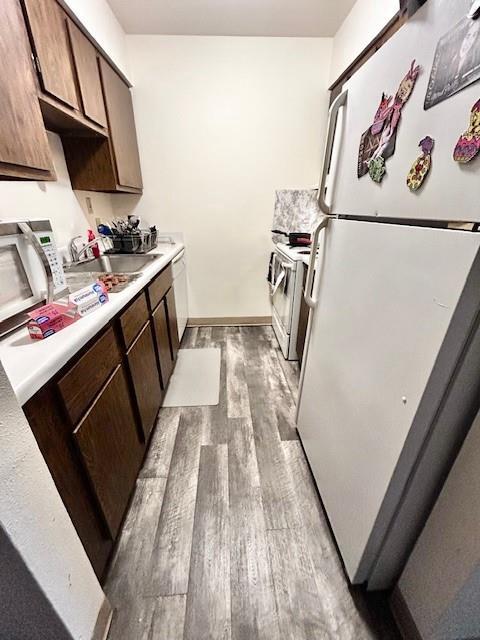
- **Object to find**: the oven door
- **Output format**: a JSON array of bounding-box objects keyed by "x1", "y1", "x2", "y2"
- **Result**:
[
  {"x1": 0, "y1": 233, "x2": 44, "y2": 324},
  {"x1": 270, "y1": 251, "x2": 295, "y2": 335}
]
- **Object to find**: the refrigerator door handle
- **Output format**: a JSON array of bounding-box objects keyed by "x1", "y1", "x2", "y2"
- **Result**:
[
  {"x1": 304, "y1": 216, "x2": 329, "y2": 309},
  {"x1": 318, "y1": 89, "x2": 348, "y2": 215}
]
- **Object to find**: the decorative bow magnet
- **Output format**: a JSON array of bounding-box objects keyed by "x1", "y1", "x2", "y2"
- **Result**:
[
  {"x1": 407, "y1": 136, "x2": 434, "y2": 191},
  {"x1": 453, "y1": 99, "x2": 480, "y2": 164},
  {"x1": 358, "y1": 60, "x2": 421, "y2": 183}
]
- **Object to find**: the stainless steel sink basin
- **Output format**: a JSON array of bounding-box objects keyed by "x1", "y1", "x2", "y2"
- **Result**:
[{"x1": 65, "y1": 253, "x2": 162, "y2": 274}]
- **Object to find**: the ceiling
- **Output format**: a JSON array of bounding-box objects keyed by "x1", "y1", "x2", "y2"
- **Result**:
[{"x1": 107, "y1": 0, "x2": 357, "y2": 37}]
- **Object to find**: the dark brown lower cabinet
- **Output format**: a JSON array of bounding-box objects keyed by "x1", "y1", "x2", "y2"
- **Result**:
[
  {"x1": 23, "y1": 383, "x2": 113, "y2": 578},
  {"x1": 165, "y1": 287, "x2": 180, "y2": 361},
  {"x1": 22, "y1": 263, "x2": 179, "y2": 581},
  {"x1": 153, "y1": 298, "x2": 174, "y2": 389},
  {"x1": 73, "y1": 364, "x2": 144, "y2": 539},
  {"x1": 127, "y1": 321, "x2": 162, "y2": 440}
]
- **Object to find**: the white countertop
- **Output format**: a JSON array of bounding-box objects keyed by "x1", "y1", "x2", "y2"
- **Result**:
[{"x1": 0, "y1": 242, "x2": 184, "y2": 406}]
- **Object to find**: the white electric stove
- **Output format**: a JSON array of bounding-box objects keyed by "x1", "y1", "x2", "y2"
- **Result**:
[{"x1": 268, "y1": 243, "x2": 310, "y2": 360}]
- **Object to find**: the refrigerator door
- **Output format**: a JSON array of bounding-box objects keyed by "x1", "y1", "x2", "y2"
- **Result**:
[
  {"x1": 330, "y1": 0, "x2": 480, "y2": 222},
  {"x1": 296, "y1": 218, "x2": 480, "y2": 584}
]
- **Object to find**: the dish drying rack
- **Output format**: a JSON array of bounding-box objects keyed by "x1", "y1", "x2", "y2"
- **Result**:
[{"x1": 106, "y1": 228, "x2": 157, "y2": 254}]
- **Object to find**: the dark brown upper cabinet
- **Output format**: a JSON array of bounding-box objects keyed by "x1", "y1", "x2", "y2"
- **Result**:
[
  {"x1": 62, "y1": 58, "x2": 143, "y2": 193},
  {"x1": 67, "y1": 19, "x2": 107, "y2": 128},
  {"x1": 21, "y1": 0, "x2": 107, "y2": 136},
  {"x1": 99, "y1": 58, "x2": 143, "y2": 191},
  {"x1": 22, "y1": 0, "x2": 79, "y2": 110},
  {"x1": 0, "y1": 0, "x2": 54, "y2": 180}
]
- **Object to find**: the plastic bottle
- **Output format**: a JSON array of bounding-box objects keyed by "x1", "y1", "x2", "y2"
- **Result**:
[{"x1": 88, "y1": 229, "x2": 100, "y2": 259}]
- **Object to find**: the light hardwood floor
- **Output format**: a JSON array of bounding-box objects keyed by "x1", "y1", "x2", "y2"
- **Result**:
[{"x1": 105, "y1": 326, "x2": 400, "y2": 640}]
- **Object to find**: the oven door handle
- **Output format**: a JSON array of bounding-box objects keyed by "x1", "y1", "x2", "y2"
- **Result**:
[
  {"x1": 268, "y1": 253, "x2": 276, "y2": 294},
  {"x1": 304, "y1": 216, "x2": 329, "y2": 309}
]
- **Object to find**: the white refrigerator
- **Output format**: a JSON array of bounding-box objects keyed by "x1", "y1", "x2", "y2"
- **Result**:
[{"x1": 297, "y1": 0, "x2": 480, "y2": 591}]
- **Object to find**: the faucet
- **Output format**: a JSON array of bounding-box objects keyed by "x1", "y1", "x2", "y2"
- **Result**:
[{"x1": 69, "y1": 235, "x2": 110, "y2": 263}]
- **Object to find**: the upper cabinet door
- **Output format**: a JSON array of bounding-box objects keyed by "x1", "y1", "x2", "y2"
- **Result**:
[
  {"x1": 67, "y1": 20, "x2": 107, "y2": 128},
  {"x1": 99, "y1": 58, "x2": 143, "y2": 190},
  {"x1": 22, "y1": 0, "x2": 80, "y2": 110},
  {"x1": 0, "y1": 0, "x2": 53, "y2": 177}
]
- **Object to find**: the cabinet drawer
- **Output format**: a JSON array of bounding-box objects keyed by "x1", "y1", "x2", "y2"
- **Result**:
[
  {"x1": 148, "y1": 264, "x2": 173, "y2": 311},
  {"x1": 127, "y1": 321, "x2": 162, "y2": 440},
  {"x1": 120, "y1": 292, "x2": 149, "y2": 348},
  {"x1": 73, "y1": 365, "x2": 143, "y2": 538},
  {"x1": 58, "y1": 326, "x2": 121, "y2": 425},
  {"x1": 152, "y1": 299, "x2": 174, "y2": 389}
]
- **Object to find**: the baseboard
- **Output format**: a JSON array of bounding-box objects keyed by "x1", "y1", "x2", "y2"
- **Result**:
[
  {"x1": 390, "y1": 586, "x2": 422, "y2": 640},
  {"x1": 91, "y1": 597, "x2": 113, "y2": 640},
  {"x1": 187, "y1": 316, "x2": 272, "y2": 327}
]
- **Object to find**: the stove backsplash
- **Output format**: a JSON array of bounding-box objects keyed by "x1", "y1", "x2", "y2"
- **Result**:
[{"x1": 272, "y1": 189, "x2": 321, "y2": 242}]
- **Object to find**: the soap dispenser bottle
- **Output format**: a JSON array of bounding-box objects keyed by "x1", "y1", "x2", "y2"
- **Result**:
[{"x1": 87, "y1": 229, "x2": 100, "y2": 259}]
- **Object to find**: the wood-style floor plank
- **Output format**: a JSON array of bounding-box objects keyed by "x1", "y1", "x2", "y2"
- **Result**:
[
  {"x1": 275, "y1": 349, "x2": 300, "y2": 398},
  {"x1": 226, "y1": 328, "x2": 250, "y2": 419},
  {"x1": 105, "y1": 478, "x2": 166, "y2": 639},
  {"x1": 149, "y1": 409, "x2": 203, "y2": 596},
  {"x1": 228, "y1": 418, "x2": 280, "y2": 640},
  {"x1": 139, "y1": 408, "x2": 181, "y2": 479},
  {"x1": 267, "y1": 527, "x2": 331, "y2": 640},
  {"x1": 183, "y1": 445, "x2": 231, "y2": 640},
  {"x1": 148, "y1": 595, "x2": 187, "y2": 640},
  {"x1": 242, "y1": 326, "x2": 298, "y2": 441},
  {"x1": 195, "y1": 326, "x2": 212, "y2": 347},
  {"x1": 241, "y1": 327, "x2": 301, "y2": 530},
  {"x1": 205, "y1": 326, "x2": 229, "y2": 445},
  {"x1": 181, "y1": 327, "x2": 198, "y2": 348}
]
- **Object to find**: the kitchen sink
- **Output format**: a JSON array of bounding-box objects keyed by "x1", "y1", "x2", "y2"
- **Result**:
[{"x1": 65, "y1": 253, "x2": 163, "y2": 274}]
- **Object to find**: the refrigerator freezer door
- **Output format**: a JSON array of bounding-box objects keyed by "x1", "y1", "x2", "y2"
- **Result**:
[
  {"x1": 296, "y1": 219, "x2": 480, "y2": 583},
  {"x1": 330, "y1": 0, "x2": 480, "y2": 222}
]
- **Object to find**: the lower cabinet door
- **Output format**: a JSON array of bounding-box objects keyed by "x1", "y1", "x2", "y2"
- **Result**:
[
  {"x1": 165, "y1": 287, "x2": 180, "y2": 361},
  {"x1": 73, "y1": 364, "x2": 144, "y2": 539},
  {"x1": 152, "y1": 298, "x2": 174, "y2": 389},
  {"x1": 127, "y1": 321, "x2": 162, "y2": 440}
]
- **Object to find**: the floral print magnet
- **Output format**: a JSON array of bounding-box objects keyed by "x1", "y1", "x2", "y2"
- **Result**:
[
  {"x1": 358, "y1": 60, "x2": 421, "y2": 182},
  {"x1": 407, "y1": 137, "x2": 434, "y2": 191},
  {"x1": 453, "y1": 99, "x2": 480, "y2": 164}
]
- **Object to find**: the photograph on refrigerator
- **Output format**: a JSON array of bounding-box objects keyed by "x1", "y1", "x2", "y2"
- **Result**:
[{"x1": 425, "y1": 16, "x2": 480, "y2": 109}]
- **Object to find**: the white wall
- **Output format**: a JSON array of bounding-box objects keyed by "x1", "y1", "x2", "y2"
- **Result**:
[
  {"x1": 123, "y1": 36, "x2": 332, "y2": 319},
  {"x1": 330, "y1": 0, "x2": 399, "y2": 84},
  {"x1": 398, "y1": 409, "x2": 480, "y2": 639},
  {"x1": 0, "y1": 132, "x2": 114, "y2": 254},
  {"x1": 0, "y1": 361, "x2": 106, "y2": 640},
  {"x1": 64, "y1": 0, "x2": 130, "y2": 78}
]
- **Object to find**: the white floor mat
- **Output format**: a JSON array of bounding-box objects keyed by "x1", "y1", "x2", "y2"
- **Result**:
[{"x1": 163, "y1": 348, "x2": 221, "y2": 407}]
